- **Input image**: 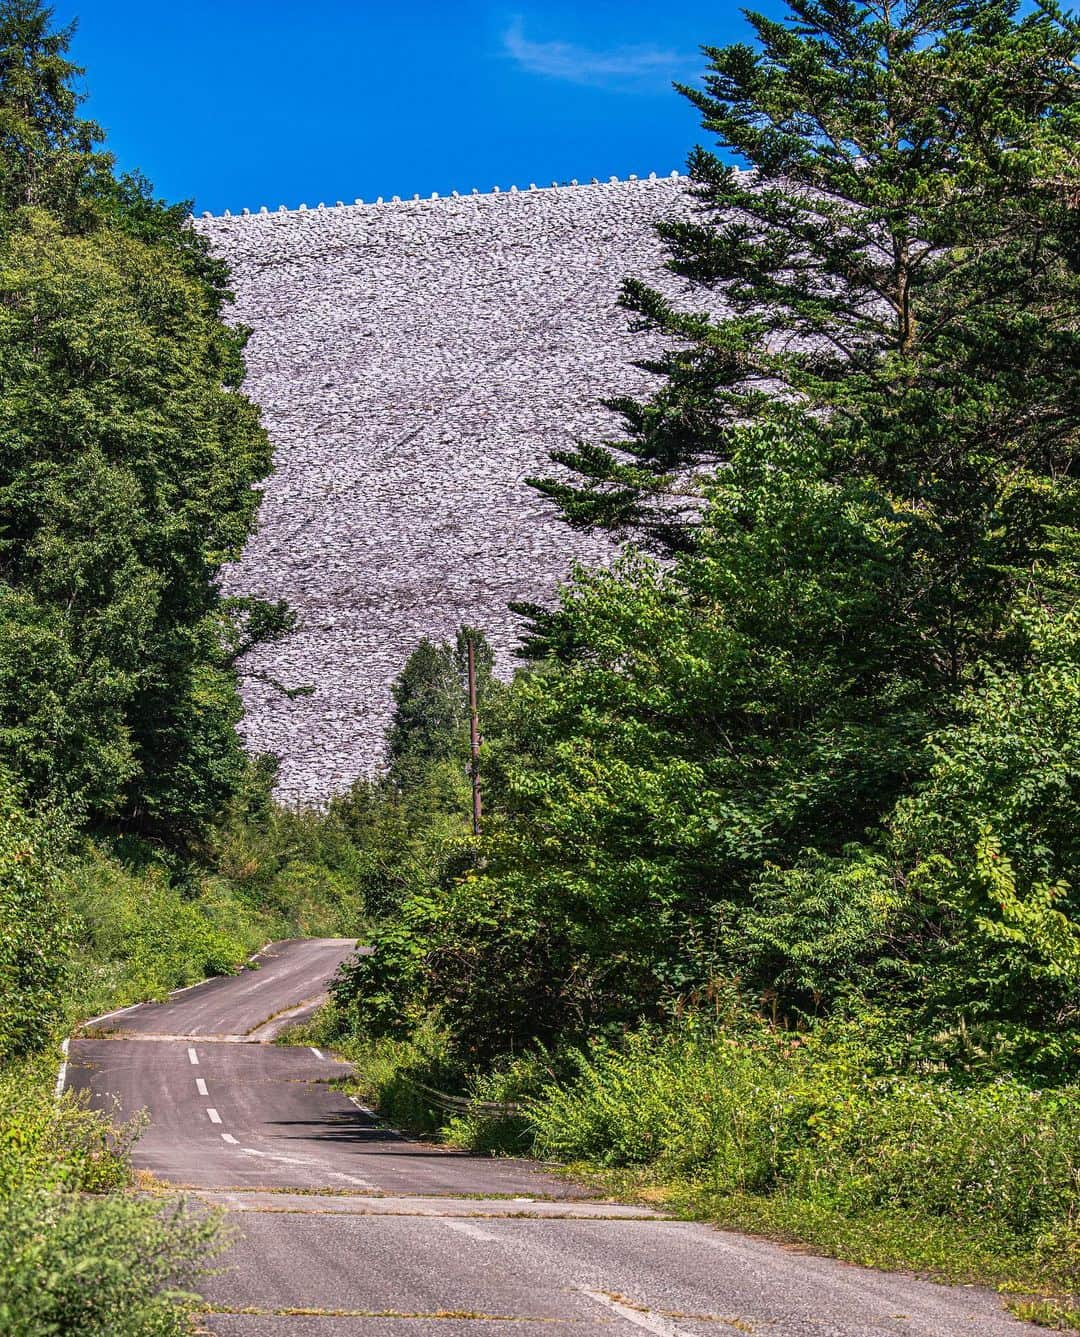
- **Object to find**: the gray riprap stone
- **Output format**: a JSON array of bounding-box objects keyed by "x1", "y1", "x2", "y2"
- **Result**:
[{"x1": 196, "y1": 177, "x2": 698, "y2": 804}]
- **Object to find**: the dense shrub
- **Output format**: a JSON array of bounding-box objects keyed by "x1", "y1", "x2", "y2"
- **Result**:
[
  {"x1": 0, "y1": 773, "x2": 72, "y2": 1059},
  {"x1": 0, "y1": 1188, "x2": 218, "y2": 1337},
  {"x1": 211, "y1": 789, "x2": 367, "y2": 935},
  {"x1": 0, "y1": 1057, "x2": 220, "y2": 1336},
  {"x1": 527, "y1": 1018, "x2": 1080, "y2": 1283},
  {"x1": 302, "y1": 1004, "x2": 461, "y2": 1138}
]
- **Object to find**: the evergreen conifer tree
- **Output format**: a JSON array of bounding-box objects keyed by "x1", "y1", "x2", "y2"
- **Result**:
[
  {"x1": 0, "y1": 0, "x2": 107, "y2": 218},
  {"x1": 529, "y1": 0, "x2": 1080, "y2": 695},
  {"x1": 386, "y1": 628, "x2": 493, "y2": 789}
]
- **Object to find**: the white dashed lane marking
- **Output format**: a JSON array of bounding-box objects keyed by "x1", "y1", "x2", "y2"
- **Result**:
[
  {"x1": 221, "y1": 1133, "x2": 239, "y2": 1145},
  {"x1": 242, "y1": 1148, "x2": 314, "y2": 1168},
  {"x1": 207, "y1": 1108, "x2": 222, "y2": 1124},
  {"x1": 239, "y1": 1145, "x2": 376, "y2": 1189},
  {"x1": 187, "y1": 1047, "x2": 199, "y2": 1065},
  {"x1": 442, "y1": 1219, "x2": 501, "y2": 1244},
  {"x1": 196, "y1": 1077, "x2": 208, "y2": 1096}
]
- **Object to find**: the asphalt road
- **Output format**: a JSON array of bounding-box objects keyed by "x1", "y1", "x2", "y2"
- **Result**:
[
  {"x1": 69, "y1": 938, "x2": 1044, "y2": 1337},
  {"x1": 80, "y1": 938, "x2": 362, "y2": 1040}
]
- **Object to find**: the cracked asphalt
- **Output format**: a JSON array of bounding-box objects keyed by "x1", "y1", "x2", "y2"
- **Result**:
[{"x1": 68, "y1": 938, "x2": 1044, "y2": 1336}]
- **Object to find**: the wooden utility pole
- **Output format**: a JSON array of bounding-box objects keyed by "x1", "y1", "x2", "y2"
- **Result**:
[{"x1": 466, "y1": 636, "x2": 482, "y2": 835}]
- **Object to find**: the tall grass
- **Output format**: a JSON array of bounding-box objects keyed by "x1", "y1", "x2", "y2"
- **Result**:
[
  {"x1": 62, "y1": 818, "x2": 367, "y2": 1026},
  {"x1": 525, "y1": 1019, "x2": 1080, "y2": 1300},
  {"x1": 331, "y1": 1006, "x2": 1078, "y2": 1310}
]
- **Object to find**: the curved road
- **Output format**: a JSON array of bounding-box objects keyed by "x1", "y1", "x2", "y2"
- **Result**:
[{"x1": 70, "y1": 939, "x2": 1043, "y2": 1337}]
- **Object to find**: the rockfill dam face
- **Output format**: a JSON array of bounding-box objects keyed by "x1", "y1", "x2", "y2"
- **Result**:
[{"x1": 198, "y1": 175, "x2": 693, "y2": 803}]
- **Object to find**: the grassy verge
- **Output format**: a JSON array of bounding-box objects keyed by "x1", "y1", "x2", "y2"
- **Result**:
[
  {"x1": 62, "y1": 844, "x2": 282, "y2": 1025},
  {"x1": 523, "y1": 1023, "x2": 1080, "y2": 1329},
  {"x1": 62, "y1": 826, "x2": 368, "y2": 1027},
  {"x1": 540, "y1": 1163, "x2": 1080, "y2": 1330}
]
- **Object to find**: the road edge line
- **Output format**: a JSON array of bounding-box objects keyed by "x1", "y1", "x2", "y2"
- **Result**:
[
  {"x1": 54, "y1": 1037, "x2": 69, "y2": 1100},
  {"x1": 578, "y1": 1289, "x2": 694, "y2": 1337}
]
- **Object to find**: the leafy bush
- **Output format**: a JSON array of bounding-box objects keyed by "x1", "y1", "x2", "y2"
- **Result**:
[
  {"x1": 0, "y1": 1055, "x2": 136, "y2": 1196},
  {"x1": 0, "y1": 1056, "x2": 221, "y2": 1336},
  {"x1": 0, "y1": 773, "x2": 72, "y2": 1059},
  {"x1": 788, "y1": 1071, "x2": 1080, "y2": 1247},
  {"x1": 530, "y1": 1016, "x2": 798, "y2": 1187},
  {"x1": 0, "y1": 1188, "x2": 218, "y2": 1337},
  {"x1": 444, "y1": 1050, "x2": 566, "y2": 1155},
  {"x1": 527, "y1": 1017, "x2": 1080, "y2": 1290},
  {"x1": 211, "y1": 770, "x2": 368, "y2": 931}
]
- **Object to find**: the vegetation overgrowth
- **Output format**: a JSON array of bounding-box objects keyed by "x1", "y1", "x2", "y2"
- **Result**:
[
  {"x1": 0, "y1": 759, "x2": 370, "y2": 1333},
  {"x1": 310, "y1": 1003, "x2": 1080, "y2": 1323},
  {"x1": 315, "y1": 0, "x2": 1080, "y2": 1322},
  {"x1": 0, "y1": 1054, "x2": 221, "y2": 1336},
  {"x1": 0, "y1": 4, "x2": 373, "y2": 1330},
  {"x1": 2, "y1": 0, "x2": 1080, "y2": 1331}
]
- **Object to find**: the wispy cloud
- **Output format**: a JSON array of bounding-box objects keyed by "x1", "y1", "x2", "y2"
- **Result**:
[{"x1": 502, "y1": 17, "x2": 688, "y2": 90}]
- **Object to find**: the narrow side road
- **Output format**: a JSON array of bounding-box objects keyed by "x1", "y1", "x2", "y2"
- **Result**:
[
  {"x1": 81, "y1": 938, "x2": 360, "y2": 1040},
  {"x1": 69, "y1": 939, "x2": 1045, "y2": 1337}
]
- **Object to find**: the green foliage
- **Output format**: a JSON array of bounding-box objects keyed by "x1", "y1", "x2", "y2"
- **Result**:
[
  {"x1": 363, "y1": 428, "x2": 947, "y2": 1056},
  {"x1": 0, "y1": 1056, "x2": 221, "y2": 1337},
  {"x1": 50, "y1": 760, "x2": 368, "y2": 1024},
  {"x1": 0, "y1": 1055, "x2": 136, "y2": 1196},
  {"x1": 734, "y1": 849, "x2": 902, "y2": 1013},
  {"x1": 531, "y1": 1017, "x2": 801, "y2": 1183},
  {"x1": 0, "y1": 0, "x2": 109, "y2": 220},
  {"x1": 313, "y1": 1005, "x2": 461, "y2": 1139},
  {"x1": 330, "y1": 626, "x2": 500, "y2": 1029},
  {"x1": 885, "y1": 609, "x2": 1080, "y2": 1073},
  {"x1": 442, "y1": 1051, "x2": 560, "y2": 1155},
  {"x1": 0, "y1": 3, "x2": 285, "y2": 845},
  {"x1": 0, "y1": 1187, "x2": 217, "y2": 1337},
  {"x1": 0, "y1": 207, "x2": 273, "y2": 837},
  {"x1": 527, "y1": 1017, "x2": 1080, "y2": 1296},
  {"x1": 62, "y1": 845, "x2": 262, "y2": 1021},
  {"x1": 214, "y1": 746, "x2": 477, "y2": 938},
  {"x1": 87, "y1": 168, "x2": 231, "y2": 298},
  {"x1": 326, "y1": 765, "x2": 470, "y2": 920},
  {"x1": 348, "y1": 3, "x2": 1080, "y2": 1083},
  {"x1": 0, "y1": 12, "x2": 363, "y2": 1334},
  {"x1": 378, "y1": 511, "x2": 1080, "y2": 1068},
  {"x1": 0, "y1": 766, "x2": 364, "y2": 1047},
  {"x1": 210, "y1": 774, "x2": 367, "y2": 936},
  {"x1": 386, "y1": 626, "x2": 493, "y2": 789},
  {"x1": 0, "y1": 769, "x2": 71, "y2": 1058},
  {"x1": 537, "y1": 0, "x2": 1080, "y2": 568}
]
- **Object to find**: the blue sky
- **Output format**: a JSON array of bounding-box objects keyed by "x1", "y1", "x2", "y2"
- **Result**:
[{"x1": 55, "y1": 1, "x2": 773, "y2": 215}]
